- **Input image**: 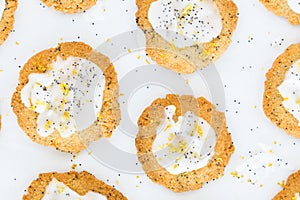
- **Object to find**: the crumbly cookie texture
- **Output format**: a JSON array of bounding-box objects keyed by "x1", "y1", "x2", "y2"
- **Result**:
[
  {"x1": 23, "y1": 171, "x2": 128, "y2": 200},
  {"x1": 11, "y1": 42, "x2": 120, "y2": 153},
  {"x1": 263, "y1": 43, "x2": 300, "y2": 138},
  {"x1": 260, "y1": 0, "x2": 300, "y2": 25},
  {"x1": 135, "y1": 94, "x2": 234, "y2": 192},
  {"x1": 41, "y1": 0, "x2": 96, "y2": 13},
  {"x1": 273, "y1": 170, "x2": 300, "y2": 200},
  {"x1": 135, "y1": 0, "x2": 238, "y2": 74},
  {"x1": 0, "y1": 0, "x2": 18, "y2": 45}
]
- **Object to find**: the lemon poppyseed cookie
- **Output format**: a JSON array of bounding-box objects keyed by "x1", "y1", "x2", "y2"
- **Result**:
[
  {"x1": 41, "y1": 0, "x2": 96, "y2": 13},
  {"x1": 135, "y1": 94, "x2": 234, "y2": 192},
  {"x1": 135, "y1": 0, "x2": 238, "y2": 74},
  {"x1": 263, "y1": 43, "x2": 300, "y2": 138},
  {"x1": 23, "y1": 171, "x2": 128, "y2": 200},
  {"x1": 0, "y1": 0, "x2": 17, "y2": 45},
  {"x1": 11, "y1": 42, "x2": 120, "y2": 152},
  {"x1": 260, "y1": 0, "x2": 300, "y2": 25},
  {"x1": 273, "y1": 170, "x2": 300, "y2": 200}
]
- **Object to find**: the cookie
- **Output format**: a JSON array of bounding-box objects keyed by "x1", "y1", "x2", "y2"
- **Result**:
[
  {"x1": 0, "y1": 0, "x2": 18, "y2": 45},
  {"x1": 23, "y1": 171, "x2": 128, "y2": 200},
  {"x1": 263, "y1": 43, "x2": 300, "y2": 138},
  {"x1": 135, "y1": 0, "x2": 238, "y2": 74},
  {"x1": 41, "y1": 0, "x2": 96, "y2": 13},
  {"x1": 11, "y1": 42, "x2": 120, "y2": 152},
  {"x1": 135, "y1": 94, "x2": 234, "y2": 192},
  {"x1": 260, "y1": 0, "x2": 300, "y2": 25},
  {"x1": 273, "y1": 170, "x2": 300, "y2": 200}
]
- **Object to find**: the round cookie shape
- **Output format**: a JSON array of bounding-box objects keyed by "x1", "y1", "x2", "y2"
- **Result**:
[
  {"x1": 135, "y1": 94, "x2": 234, "y2": 192},
  {"x1": 0, "y1": 0, "x2": 18, "y2": 45},
  {"x1": 23, "y1": 171, "x2": 128, "y2": 200},
  {"x1": 11, "y1": 42, "x2": 120, "y2": 152},
  {"x1": 260, "y1": 0, "x2": 300, "y2": 25},
  {"x1": 41, "y1": 0, "x2": 96, "y2": 13},
  {"x1": 273, "y1": 170, "x2": 300, "y2": 200},
  {"x1": 135, "y1": 0, "x2": 238, "y2": 74},
  {"x1": 263, "y1": 43, "x2": 300, "y2": 138}
]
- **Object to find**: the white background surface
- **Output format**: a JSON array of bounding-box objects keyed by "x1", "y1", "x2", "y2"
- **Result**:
[{"x1": 0, "y1": 0, "x2": 300, "y2": 199}]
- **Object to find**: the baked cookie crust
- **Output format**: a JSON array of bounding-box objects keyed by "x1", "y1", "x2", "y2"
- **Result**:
[
  {"x1": 11, "y1": 42, "x2": 120, "y2": 152},
  {"x1": 135, "y1": 0, "x2": 238, "y2": 74},
  {"x1": 0, "y1": 0, "x2": 18, "y2": 45},
  {"x1": 135, "y1": 94, "x2": 234, "y2": 192},
  {"x1": 23, "y1": 171, "x2": 128, "y2": 200},
  {"x1": 41, "y1": 0, "x2": 96, "y2": 13},
  {"x1": 260, "y1": 0, "x2": 300, "y2": 25},
  {"x1": 273, "y1": 170, "x2": 300, "y2": 200},
  {"x1": 263, "y1": 43, "x2": 300, "y2": 138}
]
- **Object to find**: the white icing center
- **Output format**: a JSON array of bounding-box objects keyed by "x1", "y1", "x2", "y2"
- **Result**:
[
  {"x1": 148, "y1": 0, "x2": 222, "y2": 48},
  {"x1": 278, "y1": 59, "x2": 300, "y2": 126},
  {"x1": 42, "y1": 178, "x2": 106, "y2": 200},
  {"x1": 0, "y1": 0, "x2": 5, "y2": 19},
  {"x1": 21, "y1": 56, "x2": 105, "y2": 138},
  {"x1": 152, "y1": 105, "x2": 216, "y2": 175},
  {"x1": 288, "y1": 0, "x2": 300, "y2": 14}
]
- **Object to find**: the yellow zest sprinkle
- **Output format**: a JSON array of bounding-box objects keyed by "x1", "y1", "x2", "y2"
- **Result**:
[
  {"x1": 179, "y1": 3, "x2": 193, "y2": 19},
  {"x1": 164, "y1": 124, "x2": 172, "y2": 132},
  {"x1": 137, "y1": 55, "x2": 141, "y2": 59},
  {"x1": 72, "y1": 69, "x2": 78, "y2": 76},
  {"x1": 136, "y1": 176, "x2": 140, "y2": 179},
  {"x1": 71, "y1": 164, "x2": 77, "y2": 170},
  {"x1": 119, "y1": 93, "x2": 125, "y2": 96},
  {"x1": 88, "y1": 151, "x2": 92, "y2": 155},
  {"x1": 115, "y1": 180, "x2": 119, "y2": 185},
  {"x1": 0, "y1": 69, "x2": 3, "y2": 72},
  {"x1": 268, "y1": 163, "x2": 273, "y2": 167},
  {"x1": 60, "y1": 83, "x2": 69, "y2": 95},
  {"x1": 15, "y1": 41, "x2": 20, "y2": 45},
  {"x1": 37, "y1": 64, "x2": 47, "y2": 73},
  {"x1": 168, "y1": 132, "x2": 175, "y2": 141},
  {"x1": 274, "y1": 140, "x2": 277, "y2": 144},
  {"x1": 106, "y1": 38, "x2": 110, "y2": 42},
  {"x1": 254, "y1": 105, "x2": 257, "y2": 109},
  {"x1": 298, "y1": 62, "x2": 300, "y2": 68},
  {"x1": 59, "y1": 37, "x2": 63, "y2": 41},
  {"x1": 197, "y1": 125, "x2": 203, "y2": 137},
  {"x1": 44, "y1": 120, "x2": 53, "y2": 131},
  {"x1": 127, "y1": 48, "x2": 132, "y2": 53},
  {"x1": 145, "y1": 59, "x2": 150, "y2": 65},
  {"x1": 170, "y1": 43, "x2": 176, "y2": 50},
  {"x1": 168, "y1": 140, "x2": 187, "y2": 153},
  {"x1": 240, "y1": 155, "x2": 245, "y2": 160},
  {"x1": 296, "y1": 99, "x2": 300, "y2": 105},
  {"x1": 283, "y1": 97, "x2": 289, "y2": 101},
  {"x1": 230, "y1": 171, "x2": 239, "y2": 178},
  {"x1": 277, "y1": 180, "x2": 285, "y2": 188},
  {"x1": 63, "y1": 112, "x2": 70, "y2": 120},
  {"x1": 259, "y1": 184, "x2": 263, "y2": 188},
  {"x1": 173, "y1": 164, "x2": 178, "y2": 169},
  {"x1": 185, "y1": 79, "x2": 189, "y2": 85}
]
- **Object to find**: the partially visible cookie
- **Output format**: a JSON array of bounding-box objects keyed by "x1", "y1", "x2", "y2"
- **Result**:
[
  {"x1": 273, "y1": 170, "x2": 300, "y2": 200},
  {"x1": 0, "y1": 0, "x2": 18, "y2": 45},
  {"x1": 135, "y1": 0, "x2": 238, "y2": 74},
  {"x1": 41, "y1": 0, "x2": 96, "y2": 13},
  {"x1": 263, "y1": 43, "x2": 300, "y2": 138},
  {"x1": 11, "y1": 42, "x2": 120, "y2": 152},
  {"x1": 260, "y1": 0, "x2": 300, "y2": 25},
  {"x1": 135, "y1": 94, "x2": 234, "y2": 192},
  {"x1": 23, "y1": 171, "x2": 128, "y2": 200}
]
